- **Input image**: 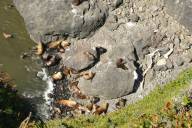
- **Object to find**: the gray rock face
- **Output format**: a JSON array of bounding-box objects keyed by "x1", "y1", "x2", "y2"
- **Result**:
[
  {"x1": 13, "y1": 0, "x2": 109, "y2": 43},
  {"x1": 62, "y1": 20, "x2": 156, "y2": 99},
  {"x1": 165, "y1": 0, "x2": 192, "y2": 32}
]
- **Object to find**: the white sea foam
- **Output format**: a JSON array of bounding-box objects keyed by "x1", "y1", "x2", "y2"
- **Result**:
[{"x1": 40, "y1": 68, "x2": 55, "y2": 105}]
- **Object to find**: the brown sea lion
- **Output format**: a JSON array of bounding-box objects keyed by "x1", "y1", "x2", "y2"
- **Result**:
[
  {"x1": 69, "y1": 81, "x2": 89, "y2": 99},
  {"x1": 35, "y1": 43, "x2": 44, "y2": 55},
  {"x1": 116, "y1": 58, "x2": 128, "y2": 70},
  {"x1": 45, "y1": 55, "x2": 58, "y2": 66},
  {"x1": 52, "y1": 72, "x2": 63, "y2": 81},
  {"x1": 56, "y1": 99, "x2": 78, "y2": 108},
  {"x1": 94, "y1": 103, "x2": 109, "y2": 115},
  {"x1": 80, "y1": 71, "x2": 95, "y2": 80},
  {"x1": 3, "y1": 32, "x2": 12, "y2": 39}
]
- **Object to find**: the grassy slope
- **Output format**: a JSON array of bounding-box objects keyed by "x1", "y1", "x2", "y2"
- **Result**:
[{"x1": 36, "y1": 68, "x2": 192, "y2": 128}]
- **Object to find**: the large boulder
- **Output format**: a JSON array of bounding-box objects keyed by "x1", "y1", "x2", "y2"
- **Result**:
[
  {"x1": 67, "y1": 25, "x2": 138, "y2": 99},
  {"x1": 165, "y1": 0, "x2": 192, "y2": 33},
  {"x1": 13, "y1": 0, "x2": 109, "y2": 43},
  {"x1": 61, "y1": 18, "x2": 155, "y2": 99}
]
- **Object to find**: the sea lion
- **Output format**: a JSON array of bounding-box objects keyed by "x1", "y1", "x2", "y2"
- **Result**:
[
  {"x1": 56, "y1": 99, "x2": 78, "y2": 108},
  {"x1": 52, "y1": 72, "x2": 63, "y2": 81},
  {"x1": 69, "y1": 81, "x2": 89, "y2": 99},
  {"x1": 45, "y1": 55, "x2": 60, "y2": 67},
  {"x1": 48, "y1": 40, "x2": 62, "y2": 49},
  {"x1": 116, "y1": 58, "x2": 128, "y2": 70},
  {"x1": 2, "y1": 32, "x2": 12, "y2": 39},
  {"x1": 57, "y1": 45, "x2": 65, "y2": 53},
  {"x1": 61, "y1": 66, "x2": 78, "y2": 77},
  {"x1": 86, "y1": 104, "x2": 93, "y2": 111},
  {"x1": 48, "y1": 40, "x2": 70, "y2": 54},
  {"x1": 94, "y1": 102, "x2": 109, "y2": 115},
  {"x1": 80, "y1": 71, "x2": 95, "y2": 80},
  {"x1": 60, "y1": 41, "x2": 71, "y2": 49},
  {"x1": 35, "y1": 43, "x2": 44, "y2": 55}
]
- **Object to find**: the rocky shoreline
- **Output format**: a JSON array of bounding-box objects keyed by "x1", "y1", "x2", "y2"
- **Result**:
[{"x1": 12, "y1": 0, "x2": 192, "y2": 119}]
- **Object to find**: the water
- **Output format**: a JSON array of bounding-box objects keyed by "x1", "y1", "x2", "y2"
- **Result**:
[{"x1": 0, "y1": 0, "x2": 50, "y2": 118}]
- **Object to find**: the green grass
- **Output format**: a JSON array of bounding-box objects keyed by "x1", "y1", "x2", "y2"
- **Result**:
[{"x1": 36, "y1": 68, "x2": 192, "y2": 128}]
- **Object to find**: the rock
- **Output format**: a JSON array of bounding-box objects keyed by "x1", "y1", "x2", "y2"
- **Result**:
[
  {"x1": 128, "y1": 14, "x2": 140, "y2": 22},
  {"x1": 165, "y1": 0, "x2": 192, "y2": 33},
  {"x1": 156, "y1": 58, "x2": 166, "y2": 66},
  {"x1": 173, "y1": 56, "x2": 184, "y2": 67},
  {"x1": 13, "y1": 0, "x2": 109, "y2": 43},
  {"x1": 74, "y1": 23, "x2": 148, "y2": 99},
  {"x1": 112, "y1": 0, "x2": 123, "y2": 10}
]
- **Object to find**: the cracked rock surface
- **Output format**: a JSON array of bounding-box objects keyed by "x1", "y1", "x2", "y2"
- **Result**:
[
  {"x1": 14, "y1": 0, "x2": 192, "y2": 115},
  {"x1": 13, "y1": 0, "x2": 108, "y2": 43}
]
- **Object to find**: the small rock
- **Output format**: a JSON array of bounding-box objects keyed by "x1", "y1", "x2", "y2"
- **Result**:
[
  {"x1": 156, "y1": 58, "x2": 167, "y2": 66},
  {"x1": 159, "y1": 47, "x2": 170, "y2": 56},
  {"x1": 174, "y1": 57, "x2": 184, "y2": 67},
  {"x1": 180, "y1": 41, "x2": 190, "y2": 50},
  {"x1": 154, "y1": 65, "x2": 168, "y2": 71},
  {"x1": 128, "y1": 14, "x2": 140, "y2": 22},
  {"x1": 174, "y1": 35, "x2": 180, "y2": 47},
  {"x1": 182, "y1": 54, "x2": 192, "y2": 63},
  {"x1": 20, "y1": 52, "x2": 29, "y2": 59},
  {"x1": 166, "y1": 59, "x2": 174, "y2": 69}
]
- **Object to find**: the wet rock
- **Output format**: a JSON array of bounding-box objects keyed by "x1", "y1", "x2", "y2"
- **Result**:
[{"x1": 13, "y1": 0, "x2": 109, "y2": 43}]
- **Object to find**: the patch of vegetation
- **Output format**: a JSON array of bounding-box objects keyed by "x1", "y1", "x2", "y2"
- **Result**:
[
  {"x1": 33, "y1": 68, "x2": 192, "y2": 128},
  {"x1": 138, "y1": 93, "x2": 192, "y2": 128}
]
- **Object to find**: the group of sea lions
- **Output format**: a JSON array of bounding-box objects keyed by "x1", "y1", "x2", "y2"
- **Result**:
[
  {"x1": 33, "y1": 36, "x2": 128, "y2": 117},
  {"x1": 33, "y1": 40, "x2": 110, "y2": 117}
]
